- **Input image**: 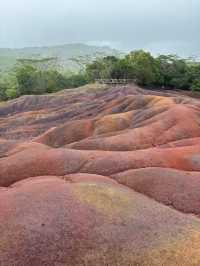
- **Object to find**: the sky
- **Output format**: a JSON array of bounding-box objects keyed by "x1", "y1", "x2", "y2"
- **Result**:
[{"x1": 0, "y1": 0, "x2": 199, "y2": 56}]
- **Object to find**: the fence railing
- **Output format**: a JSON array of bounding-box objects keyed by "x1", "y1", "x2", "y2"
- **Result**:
[{"x1": 95, "y1": 79, "x2": 136, "y2": 85}]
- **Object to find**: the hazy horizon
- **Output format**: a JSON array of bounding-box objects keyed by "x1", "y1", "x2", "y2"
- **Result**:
[{"x1": 0, "y1": 0, "x2": 199, "y2": 56}]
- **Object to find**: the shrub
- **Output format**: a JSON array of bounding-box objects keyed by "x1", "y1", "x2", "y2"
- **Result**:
[
  {"x1": 191, "y1": 80, "x2": 200, "y2": 91},
  {"x1": 5, "y1": 88, "x2": 18, "y2": 99}
]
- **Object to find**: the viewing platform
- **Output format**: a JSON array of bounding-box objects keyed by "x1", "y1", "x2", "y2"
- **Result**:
[{"x1": 95, "y1": 79, "x2": 136, "y2": 85}]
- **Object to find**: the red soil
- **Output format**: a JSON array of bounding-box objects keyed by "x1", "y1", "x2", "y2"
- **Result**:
[{"x1": 1, "y1": 84, "x2": 200, "y2": 265}]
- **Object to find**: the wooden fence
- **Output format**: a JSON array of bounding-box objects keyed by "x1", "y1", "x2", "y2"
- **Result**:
[{"x1": 95, "y1": 79, "x2": 136, "y2": 85}]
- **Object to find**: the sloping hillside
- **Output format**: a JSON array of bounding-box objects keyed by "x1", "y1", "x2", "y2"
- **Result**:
[
  {"x1": 1, "y1": 84, "x2": 200, "y2": 265},
  {"x1": 0, "y1": 43, "x2": 120, "y2": 74}
]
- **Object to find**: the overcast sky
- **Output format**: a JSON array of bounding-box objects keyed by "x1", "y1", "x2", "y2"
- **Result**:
[{"x1": 0, "y1": 0, "x2": 199, "y2": 56}]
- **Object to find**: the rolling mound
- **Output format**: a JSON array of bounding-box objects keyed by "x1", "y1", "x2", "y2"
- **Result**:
[{"x1": 1, "y1": 83, "x2": 200, "y2": 265}]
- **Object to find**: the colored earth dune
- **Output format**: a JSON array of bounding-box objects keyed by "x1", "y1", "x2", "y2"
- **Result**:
[{"x1": 1, "y1": 83, "x2": 200, "y2": 265}]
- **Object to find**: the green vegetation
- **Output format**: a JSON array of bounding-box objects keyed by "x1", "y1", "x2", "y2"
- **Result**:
[
  {"x1": 0, "y1": 49, "x2": 200, "y2": 101},
  {"x1": 0, "y1": 43, "x2": 120, "y2": 101},
  {"x1": 86, "y1": 50, "x2": 200, "y2": 90},
  {"x1": 16, "y1": 65, "x2": 67, "y2": 95},
  {"x1": 0, "y1": 43, "x2": 120, "y2": 76},
  {"x1": 0, "y1": 63, "x2": 88, "y2": 101}
]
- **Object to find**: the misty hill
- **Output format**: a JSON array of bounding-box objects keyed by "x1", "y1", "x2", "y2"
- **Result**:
[{"x1": 0, "y1": 43, "x2": 120, "y2": 74}]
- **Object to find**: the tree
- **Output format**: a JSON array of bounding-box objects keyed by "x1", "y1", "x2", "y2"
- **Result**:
[
  {"x1": 15, "y1": 63, "x2": 88, "y2": 97},
  {"x1": 5, "y1": 88, "x2": 18, "y2": 99},
  {"x1": 111, "y1": 58, "x2": 132, "y2": 79},
  {"x1": 156, "y1": 55, "x2": 190, "y2": 89},
  {"x1": 15, "y1": 65, "x2": 40, "y2": 95},
  {"x1": 65, "y1": 73, "x2": 88, "y2": 88},
  {"x1": 0, "y1": 84, "x2": 8, "y2": 101},
  {"x1": 125, "y1": 50, "x2": 160, "y2": 85},
  {"x1": 86, "y1": 56, "x2": 120, "y2": 81},
  {"x1": 86, "y1": 60, "x2": 102, "y2": 81},
  {"x1": 17, "y1": 57, "x2": 59, "y2": 71},
  {"x1": 0, "y1": 83, "x2": 17, "y2": 101},
  {"x1": 191, "y1": 79, "x2": 200, "y2": 91},
  {"x1": 42, "y1": 70, "x2": 69, "y2": 93}
]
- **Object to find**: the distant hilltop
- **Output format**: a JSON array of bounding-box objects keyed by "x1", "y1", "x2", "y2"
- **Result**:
[{"x1": 0, "y1": 43, "x2": 121, "y2": 74}]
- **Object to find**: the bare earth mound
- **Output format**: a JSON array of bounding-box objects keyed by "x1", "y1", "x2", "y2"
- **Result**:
[{"x1": 1, "y1": 84, "x2": 200, "y2": 265}]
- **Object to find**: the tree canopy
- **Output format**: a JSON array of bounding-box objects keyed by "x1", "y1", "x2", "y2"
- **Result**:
[
  {"x1": 86, "y1": 50, "x2": 200, "y2": 91},
  {"x1": 1, "y1": 50, "x2": 200, "y2": 102}
]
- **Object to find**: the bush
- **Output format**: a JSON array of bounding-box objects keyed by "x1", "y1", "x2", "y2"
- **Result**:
[
  {"x1": 86, "y1": 56, "x2": 120, "y2": 81},
  {"x1": 15, "y1": 65, "x2": 42, "y2": 95},
  {"x1": 191, "y1": 80, "x2": 200, "y2": 91},
  {"x1": 42, "y1": 70, "x2": 70, "y2": 93},
  {"x1": 125, "y1": 50, "x2": 160, "y2": 85},
  {"x1": 0, "y1": 84, "x2": 8, "y2": 101},
  {"x1": 156, "y1": 55, "x2": 191, "y2": 89},
  {"x1": 65, "y1": 73, "x2": 88, "y2": 88},
  {"x1": 5, "y1": 88, "x2": 18, "y2": 99},
  {"x1": 15, "y1": 65, "x2": 87, "y2": 97}
]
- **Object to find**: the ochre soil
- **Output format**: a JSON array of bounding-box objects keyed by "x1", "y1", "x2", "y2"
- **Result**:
[{"x1": 1, "y1": 84, "x2": 200, "y2": 265}]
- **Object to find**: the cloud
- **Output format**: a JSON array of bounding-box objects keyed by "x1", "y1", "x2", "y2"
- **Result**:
[{"x1": 0, "y1": 0, "x2": 199, "y2": 56}]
